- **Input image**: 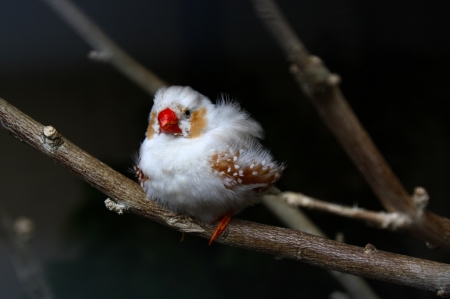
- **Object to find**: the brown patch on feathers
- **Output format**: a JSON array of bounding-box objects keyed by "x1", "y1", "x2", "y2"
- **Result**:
[
  {"x1": 146, "y1": 111, "x2": 156, "y2": 139},
  {"x1": 189, "y1": 107, "x2": 207, "y2": 139},
  {"x1": 210, "y1": 150, "x2": 282, "y2": 192},
  {"x1": 134, "y1": 165, "x2": 149, "y2": 186}
]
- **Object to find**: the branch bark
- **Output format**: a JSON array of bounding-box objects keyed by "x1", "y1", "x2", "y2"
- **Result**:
[
  {"x1": 40, "y1": 0, "x2": 167, "y2": 96},
  {"x1": 1, "y1": 98, "x2": 450, "y2": 296},
  {"x1": 280, "y1": 191, "x2": 412, "y2": 230},
  {"x1": 262, "y1": 197, "x2": 381, "y2": 299},
  {"x1": 251, "y1": 0, "x2": 450, "y2": 250}
]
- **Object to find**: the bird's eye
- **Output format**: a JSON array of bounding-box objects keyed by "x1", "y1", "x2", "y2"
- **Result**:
[{"x1": 184, "y1": 109, "x2": 191, "y2": 118}]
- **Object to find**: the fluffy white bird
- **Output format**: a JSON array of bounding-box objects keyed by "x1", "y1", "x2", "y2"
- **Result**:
[{"x1": 134, "y1": 86, "x2": 284, "y2": 244}]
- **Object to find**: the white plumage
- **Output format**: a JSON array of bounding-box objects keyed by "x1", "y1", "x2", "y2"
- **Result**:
[{"x1": 135, "y1": 86, "x2": 283, "y2": 243}]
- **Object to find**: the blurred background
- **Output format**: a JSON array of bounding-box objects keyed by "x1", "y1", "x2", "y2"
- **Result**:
[{"x1": 1, "y1": 0, "x2": 450, "y2": 298}]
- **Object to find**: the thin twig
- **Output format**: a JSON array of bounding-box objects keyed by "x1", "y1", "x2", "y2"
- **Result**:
[
  {"x1": 251, "y1": 0, "x2": 450, "y2": 250},
  {"x1": 1, "y1": 98, "x2": 450, "y2": 296},
  {"x1": 40, "y1": 0, "x2": 167, "y2": 96},
  {"x1": 280, "y1": 192, "x2": 412, "y2": 230}
]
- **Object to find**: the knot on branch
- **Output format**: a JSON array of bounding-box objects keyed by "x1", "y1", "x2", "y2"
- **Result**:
[
  {"x1": 289, "y1": 55, "x2": 341, "y2": 98},
  {"x1": 363, "y1": 243, "x2": 377, "y2": 255},
  {"x1": 412, "y1": 186, "x2": 429, "y2": 214},
  {"x1": 437, "y1": 289, "x2": 449, "y2": 298},
  {"x1": 13, "y1": 216, "x2": 35, "y2": 241},
  {"x1": 88, "y1": 50, "x2": 112, "y2": 63},
  {"x1": 380, "y1": 212, "x2": 412, "y2": 231},
  {"x1": 283, "y1": 191, "x2": 311, "y2": 207},
  {"x1": 105, "y1": 198, "x2": 128, "y2": 215},
  {"x1": 42, "y1": 125, "x2": 63, "y2": 148}
]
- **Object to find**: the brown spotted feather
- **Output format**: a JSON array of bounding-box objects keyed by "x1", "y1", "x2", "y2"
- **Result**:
[
  {"x1": 134, "y1": 165, "x2": 149, "y2": 187},
  {"x1": 210, "y1": 150, "x2": 282, "y2": 192}
]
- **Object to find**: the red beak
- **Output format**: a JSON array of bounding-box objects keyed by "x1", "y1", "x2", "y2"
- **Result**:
[{"x1": 158, "y1": 108, "x2": 182, "y2": 134}]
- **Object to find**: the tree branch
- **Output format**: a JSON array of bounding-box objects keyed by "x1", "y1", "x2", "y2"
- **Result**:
[
  {"x1": 251, "y1": 0, "x2": 450, "y2": 250},
  {"x1": 262, "y1": 197, "x2": 381, "y2": 299},
  {"x1": 279, "y1": 192, "x2": 412, "y2": 230},
  {"x1": 40, "y1": 0, "x2": 167, "y2": 96},
  {"x1": 1, "y1": 98, "x2": 450, "y2": 296}
]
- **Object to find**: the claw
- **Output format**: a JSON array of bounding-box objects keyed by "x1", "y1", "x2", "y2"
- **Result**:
[{"x1": 209, "y1": 212, "x2": 233, "y2": 245}]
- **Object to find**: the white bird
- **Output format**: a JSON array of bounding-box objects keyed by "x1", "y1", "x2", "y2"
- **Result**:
[{"x1": 134, "y1": 86, "x2": 284, "y2": 244}]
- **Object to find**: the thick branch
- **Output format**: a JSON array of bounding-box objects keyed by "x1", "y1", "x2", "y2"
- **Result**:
[
  {"x1": 40, "y1": 0, "x2": 167, "y2": 96},
  {"x1": 252, "y1": 0, "x2": 450, "y2": 250},
  {"x1": 1, "y1": 99, "x2": 450, "y2": 296}
]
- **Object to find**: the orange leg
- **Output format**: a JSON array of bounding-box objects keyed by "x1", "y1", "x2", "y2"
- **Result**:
[{"x1": 209, "y1": 211, "x2": 233, "y2": 246}]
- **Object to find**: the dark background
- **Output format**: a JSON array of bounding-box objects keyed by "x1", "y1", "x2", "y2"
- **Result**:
[{"x1": 1, "y1": 0, "x2": 450, "y2": 298}]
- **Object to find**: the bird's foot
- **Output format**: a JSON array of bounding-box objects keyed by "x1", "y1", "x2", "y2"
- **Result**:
[{"x1": 209, "y1": 212, "x2": 233, "y2": 246}]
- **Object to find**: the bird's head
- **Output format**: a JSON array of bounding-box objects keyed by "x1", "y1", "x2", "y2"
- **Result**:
[{"x1": 146, "y1": 86, "x2": 212, "y2": 139}]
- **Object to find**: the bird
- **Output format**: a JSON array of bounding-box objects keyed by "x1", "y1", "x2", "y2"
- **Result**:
[{"x1": 134, "y1": 86, "x2": 284, "y2": 245}]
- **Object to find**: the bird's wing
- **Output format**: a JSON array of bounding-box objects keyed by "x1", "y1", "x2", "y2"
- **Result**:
[
  {"x1": 209, "y1": 144, "x2": 283, "y2": 192},
  {"x1": 134, "y1": 165, "x2": 149, "y2": 187}
]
